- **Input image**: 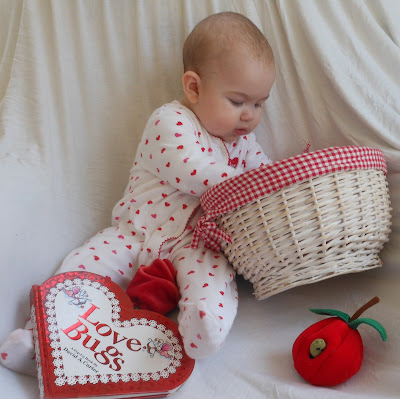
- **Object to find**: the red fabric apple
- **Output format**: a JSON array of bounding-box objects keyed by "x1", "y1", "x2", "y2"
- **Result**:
[{"x1": 292, "y1": 297, "x2": 387, "y2": 386}]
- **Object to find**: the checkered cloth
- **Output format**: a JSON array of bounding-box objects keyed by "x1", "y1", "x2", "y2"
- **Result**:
[{"x1": 192, "y1": 146, "x2": 387, "y2": 252}]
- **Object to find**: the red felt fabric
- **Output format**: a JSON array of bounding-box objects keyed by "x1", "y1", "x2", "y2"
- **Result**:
[
  {"x1": 292, "y1": 318, "x2": 364, "y2": 386},
  {"x1": 126, "y1": 258, "x2": 180, "y2": 315}
]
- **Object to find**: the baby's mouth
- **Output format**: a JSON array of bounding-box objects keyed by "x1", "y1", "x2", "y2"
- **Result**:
[{"x1": 234, "y1": 128, "x2": 247, "y2": 135}]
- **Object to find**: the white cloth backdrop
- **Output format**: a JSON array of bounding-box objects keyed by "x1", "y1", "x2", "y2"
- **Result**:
[{"x1": 1, "y1": 0, "x2": 399, "y2": 398}]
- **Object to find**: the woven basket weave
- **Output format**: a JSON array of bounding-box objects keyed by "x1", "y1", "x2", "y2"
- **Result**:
[{"x1": 195, "y1": 146, "x2": 392, "y2": 300}]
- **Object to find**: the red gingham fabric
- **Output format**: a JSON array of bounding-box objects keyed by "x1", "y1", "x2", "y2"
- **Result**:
[{"x1": 192, "y1": 146, "x2": 387, "y2": 252}]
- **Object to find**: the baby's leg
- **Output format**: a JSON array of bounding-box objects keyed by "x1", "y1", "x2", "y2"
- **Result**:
[
  {"x1": 170, "y1": 239, "x2": 238, "y2": 359},
  {"x1": 0, "y1": 226, "x2": 143, "y2": 376},
  {"x1": 56, "y1": 225, "x2": 143, "y2": 288}
]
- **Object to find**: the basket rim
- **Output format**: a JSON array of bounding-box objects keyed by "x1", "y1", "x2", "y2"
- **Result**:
[{"x1": 191, "y1": 146, "x2": 386, "y2": 252}]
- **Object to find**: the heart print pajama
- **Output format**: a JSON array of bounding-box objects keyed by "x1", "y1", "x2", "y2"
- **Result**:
[{"x1": 0, "y1": 100, "x2": 271, "y2": 374}]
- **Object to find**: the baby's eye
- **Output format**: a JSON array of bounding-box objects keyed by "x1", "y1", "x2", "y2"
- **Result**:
[
  {"x1": 229, "y1": 99, "x2": 244, "y2": 106},
  {"x1": 255, "y1": 103, "x2": 264, "y2": 108}
]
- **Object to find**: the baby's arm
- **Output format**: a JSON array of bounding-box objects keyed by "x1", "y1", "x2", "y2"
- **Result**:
[
  {"x1": 139, "y1": 108, "x2": 242, "y2": 196},
  {"x1": 242, "y1": 134, "x2": 272, "y2": 172}
]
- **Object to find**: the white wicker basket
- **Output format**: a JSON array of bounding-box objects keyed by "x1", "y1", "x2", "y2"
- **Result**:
[{"x1": 194, "y1": 146, "x2": 392, "y2": 300}]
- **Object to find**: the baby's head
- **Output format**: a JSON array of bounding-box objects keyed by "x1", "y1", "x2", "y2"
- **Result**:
[
  {"x1": 183, "y1": 12, "x2": 274, "y2": 77},
  {"x1": 181, "y1": 12, "x2": 275, "y2": 142}
]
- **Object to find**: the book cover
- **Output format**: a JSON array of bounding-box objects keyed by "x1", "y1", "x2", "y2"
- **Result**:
[{"x1": 30, "y1": 271, "x2": 195, "y2": 399}]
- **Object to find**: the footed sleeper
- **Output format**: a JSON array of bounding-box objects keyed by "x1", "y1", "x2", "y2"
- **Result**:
[{"x1": 0, "y1": 101, "x2": 271, "y2": 375}]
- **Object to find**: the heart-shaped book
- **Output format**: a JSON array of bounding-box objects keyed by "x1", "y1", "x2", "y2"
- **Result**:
[{"x1": 30, "y1": 271, "x2": 195, "y2": 398}]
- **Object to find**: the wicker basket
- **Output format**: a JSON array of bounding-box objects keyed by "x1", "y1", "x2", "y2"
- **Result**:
[{"x1": 194, "y1": 146, "x2": 392, "y2": 300}]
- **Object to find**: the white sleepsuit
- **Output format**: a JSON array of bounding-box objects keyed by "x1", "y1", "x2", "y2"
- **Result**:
[{"x1": 1, "y1": 101, "x2": 271, "y2": 372}]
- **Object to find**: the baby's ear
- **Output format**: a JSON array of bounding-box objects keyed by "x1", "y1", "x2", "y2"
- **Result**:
[{"x1": 182, "y1": 71, "x2": 201, "y2": 104}]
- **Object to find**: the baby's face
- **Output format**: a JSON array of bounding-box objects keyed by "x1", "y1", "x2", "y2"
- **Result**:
[{"x1": 195, "y1": 52, "x2": 275, "y2": 143}]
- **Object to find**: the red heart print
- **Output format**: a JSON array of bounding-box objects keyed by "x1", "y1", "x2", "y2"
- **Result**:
[
  {"x1": 229, "y1": 157, "x2": 239, "y2": 168},
  {"x1": 183, "y1": 158, "x2": 189, "y2": 163},
  {"x1": 219, "y1": 303, "x2": 223, "y2": 307},
  {"x1": 175, "y1": 133, "x2": 182, "y2": 137},
  {"x1": 203, "y1": 283, "x2": 209, "y2": 288},
  {"x1": 191, "y1": 170, "x2": 197, "y2": 176},
  {"x1": 177, "y1": 145, "x2": 184, "y2": 150},
  {"x1": 126, "y1": 245, "x2": 132, "y2": 249},
  {"x1": 94, "y1": 256, "x2": 100, "y2": 261},
  {"x1": 151, "y1": 214, "x2": 157, "y2": 218},
  {"x1": 199, "y1": 311, "x2": 206, "y2": 319},
  {"x1": 176, "y1": 178, "x2": 180, "y2": 183},
  {"x1": 197, "y1": 334, "x2": 202, "y2": 340},
  {"x1": 183, "y1": 204, "x2": 187, "y2": 209},
  {"x1": 165, "y1": 202, "x2": 170, "y2": 206},
  {"x1": 166, "y1": 162, "x2": 170, "y2": 167},
  {"x1": 1, "y1": 353, "x2": 7, "y2": 360},
  {"x1": 203, "y1": 180, "x2": 208, "y2": 185},
  {"x1": 155, "y1": 120, "x2": 160, "y2": 125},
  {"x1": 190, "y1": 343, "x2": 197, "y2": 348},
  {"x1": 221, "y1": 173, "x2": 228, "y2": 177},
  {"x1": 176, "y1": 122, "x2": 183, "y2": 126},
  {"x1": 156, "y1": 135, "x2": 160, "y2": 140},
  {"x1": 118, "y1": 235, "x2": 124, "y2": 239},
  {"x1": 78, "y1": 265, "x2": 86, "y2": 269},
  {"x1": 161, "y1": 148, "x2": 166, "y2": 153}
]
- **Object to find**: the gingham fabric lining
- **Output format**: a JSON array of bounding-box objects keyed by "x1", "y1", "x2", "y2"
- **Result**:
[{"x1": 191, "y1": 146, "x2": 387, "y2": 251}]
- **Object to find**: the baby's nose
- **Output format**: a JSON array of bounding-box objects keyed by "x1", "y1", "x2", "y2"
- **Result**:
[{"x1": 240, "y1": 107, "x2": 254, "y2": 121}]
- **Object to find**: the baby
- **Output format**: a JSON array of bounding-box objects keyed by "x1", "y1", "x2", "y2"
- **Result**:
[{"x1": 0, "y1": 11, "x2": 275, "y2": 376}]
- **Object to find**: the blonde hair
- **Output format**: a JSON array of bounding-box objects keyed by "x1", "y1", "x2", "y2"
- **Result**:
[{"x1": 183, "y1": 12, "x2": 274, "y2": 76}]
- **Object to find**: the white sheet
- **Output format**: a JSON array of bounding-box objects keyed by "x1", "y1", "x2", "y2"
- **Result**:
[{"x1": 1, "y1": 1, "x2": 399, "y2": 398}]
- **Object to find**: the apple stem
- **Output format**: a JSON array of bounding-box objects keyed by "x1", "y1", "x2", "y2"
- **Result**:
[{"x1": 349, "y1": 296, "x2": 380, "y2": 322}]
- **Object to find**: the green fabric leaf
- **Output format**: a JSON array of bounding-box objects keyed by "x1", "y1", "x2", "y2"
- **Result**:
[
  {"x1": 309, "y1": 308, "x2": 350, "y2": 323},
  {"x1": 348, "y1": 318, "x2": 387, "y2": 341}
]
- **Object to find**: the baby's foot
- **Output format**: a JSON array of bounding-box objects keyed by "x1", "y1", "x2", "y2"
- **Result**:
[
  {"x1": 0, "y1": 329, "x2": 36, "y2": 376},
  {"x1": 178, "y1": 302, "x2": 231, "y2": 359}
]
